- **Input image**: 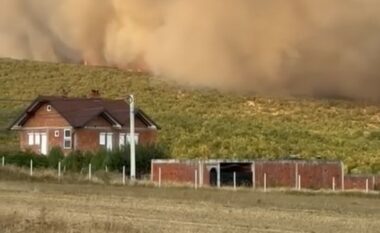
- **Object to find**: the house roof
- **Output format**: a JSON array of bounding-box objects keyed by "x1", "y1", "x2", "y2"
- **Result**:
[{"x1": 10, "y1": 96, "x2": 160, "y2": 129}]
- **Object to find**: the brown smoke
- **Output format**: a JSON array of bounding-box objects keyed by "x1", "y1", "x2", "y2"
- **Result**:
[{"x1": 1, "y1": 0, "x2": 380, "y2": 100}]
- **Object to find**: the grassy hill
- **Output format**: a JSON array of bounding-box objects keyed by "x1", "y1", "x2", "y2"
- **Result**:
[{"x1": 0, "y1": 58, "x2": 379, "y2": 173}]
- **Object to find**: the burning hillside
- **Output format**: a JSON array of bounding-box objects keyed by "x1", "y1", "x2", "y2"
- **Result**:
[{"x1": 1, "y1": 0, "x2": 380, "y2": 100}]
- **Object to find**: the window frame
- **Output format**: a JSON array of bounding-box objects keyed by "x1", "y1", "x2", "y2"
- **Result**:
[
  {"x1": 100, "y1": 132, "x2": 113, "y2": 150},
  {"x1": 63, "y1": 129, "x2": 72, "y2": 149},
  {"x1": 34, "y1": 132, "x2": 41, "y2": 145},
  {"x1": 119, "y1": 133, "x2": 139, "y2": 148},
  {"x1": 28, "y1": 133, "x2": 34, "y2": 145}
]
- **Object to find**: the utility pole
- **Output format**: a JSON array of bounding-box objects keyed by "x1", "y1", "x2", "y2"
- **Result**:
[{"x1": 128, "y1": 95, "x2": 136, "y2": 180}]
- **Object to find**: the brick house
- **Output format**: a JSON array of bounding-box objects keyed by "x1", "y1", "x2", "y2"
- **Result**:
[{"x1": 9, "y1": 96, "x2": 159, "y2": 155}]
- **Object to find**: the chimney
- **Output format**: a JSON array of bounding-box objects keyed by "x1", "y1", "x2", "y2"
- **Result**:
[{"x1": 89, "y1": 89, "x2": 101, "y2": 98}]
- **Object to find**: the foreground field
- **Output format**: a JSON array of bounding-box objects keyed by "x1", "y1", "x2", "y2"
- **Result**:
[{"x1": 0, "y1": 179, "x2": 379, "y2": 232}]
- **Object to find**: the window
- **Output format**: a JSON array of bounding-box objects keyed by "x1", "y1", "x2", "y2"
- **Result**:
[
  {"x1": 28, "y1": 133, "x2": 34, "y2": 145},
  {"x1": 63, "y1": 129, "x2": 72, "y2": 149},
  {"x1": 34, "y1": 133, "x2": 40, "y2": 145},
  {"x1": 54, "y1": 130, "x2": 59, "y2": 137},
  {"x1": 119, "y1": 133, "x2": 139, "y2": 148},
  {"x1": 27, "y1": 132, "x2": 43, "y2": 145},
  {"x1": 46, "y1": 105, "x2": 52, "y2": 112},
  {"x1": 100, "y1": 132, "x2": 113, "y2": 150}
]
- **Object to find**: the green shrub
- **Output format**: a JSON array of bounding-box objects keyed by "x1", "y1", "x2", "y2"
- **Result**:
[
  {"x1": 106, "y1": 149, "x2": 126, "y2": 172},
  {"x1": 62, "y1": 150, "x2": 84, "y2": 172},
  {"x1": 90, "y1": 150, "x2": 106, "y2": 171},
  {"x1": 2, "y1": 150, "x2": 48, "y2": 168},
  {"x1": 121, "y1": 144, "x2": 168, "y2": 176},
  {"x1": 48, "y1": 147, "x2": 64, "y2": 169}
]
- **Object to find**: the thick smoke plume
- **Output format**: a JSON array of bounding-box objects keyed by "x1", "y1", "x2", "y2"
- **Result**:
[{"x1": 1, "y1": 0, "x2": 380, "y2": 100}]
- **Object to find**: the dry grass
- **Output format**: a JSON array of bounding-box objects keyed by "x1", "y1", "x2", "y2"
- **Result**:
[{"x1": 0, "y1": 168, "x2": 379, "y2": 232}]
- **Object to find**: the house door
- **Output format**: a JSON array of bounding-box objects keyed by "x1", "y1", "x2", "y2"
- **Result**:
[{"x1": 40, "y1": 133, "x2": 48, "y2": 155}]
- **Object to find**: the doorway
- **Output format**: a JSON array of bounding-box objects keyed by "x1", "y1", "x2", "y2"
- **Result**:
[{"x1": 40, "y1": 133, "x2": 48, "y2": 155}]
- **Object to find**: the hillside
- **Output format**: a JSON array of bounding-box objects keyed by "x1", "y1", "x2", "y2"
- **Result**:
[{"x1": 0, "y1": 58, "x2": 379, "y2": 173}]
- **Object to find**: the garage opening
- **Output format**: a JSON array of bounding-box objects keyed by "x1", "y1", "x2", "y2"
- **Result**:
[{"x1": 220, "y1": 163, "x2": 252, "y2": 187}]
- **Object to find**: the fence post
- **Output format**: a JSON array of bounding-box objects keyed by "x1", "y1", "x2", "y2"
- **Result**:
[
  {"x1": 58, "y1": 161, "x2": 61, "y2": 180},
  {"x1": 295, "y1": 163, "x2": 298, "y2": 190},
  {"x1": 88, "y1": 164, "x2": 92, "y2": 181},
  {"x1": 366, "y1": 179, "x2": 369, "y2": 193},
  {"x1": 332, "y1": 177, "x2": 335, "y2": 191},
  {"x1": 233, "y1": 172, "x2": 237, "y2": 191},
  {"x1": 341, "y1": 162, "x2": 345, "y2": 191},
  {"x1": 264, "y1": 173, "x2": 267, "y2": 192},
  {"x1": 251, "y1": 162, "x2": 256, "y2": 189},
  {"x1": 105, "y1": 165, "x2": 108, "y2": 173},
  {"x1": 198, "y1": 161, "x2": 203, "y2": 188},
  {"x1": 2, "y1": 156, "x2": 4, "y2": 167},
  {"x1": 194, "y1": 170, "x2": 198, "y2": 190},
  {"x1": 123, "y1": 166, "x2": 126, "y2": 185},
  {"x1": 30, "y1": 159, "x2": 33, "y2": 176},
  {"x1": 158, "y1": 167, "x2": 162, "y2": 188},
  {"x1": 298, "y1": 175, "x2": 301, "y2": 191},
  {"x1": 372, "y1": 176, "x2": 375, "y2": 191},
  {"x1": 150, "y1": 160, "x2": 153, "y2": 182}
]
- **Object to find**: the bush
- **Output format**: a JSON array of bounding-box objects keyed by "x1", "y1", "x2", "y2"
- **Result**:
[
  {"x1": 2, "y1": 150, "x2": 48, "y2": 168},
  {"x1": 1, "y1": 144, "x2": 168, "y2": 176},
  {"x1": 48, "y1": 147, "x2": 64, "y2": 169},
  {"x1": 62, "y1": 150, "x2": 84, "y2": 172},
  {"x1": 120, "y1": 144, "x2": 168, "y2": 176},
  {"x1": 91, "y1": 150, "x2": 107, "y2": 171}
]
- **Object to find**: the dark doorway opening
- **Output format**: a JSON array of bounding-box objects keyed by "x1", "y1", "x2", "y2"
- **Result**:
[
  {"x1": 220, "y1": 163, "x2": 252, "y2": 187},
  {"x1": 209, "y1": 168, "x2": 217, "y2": 186}
]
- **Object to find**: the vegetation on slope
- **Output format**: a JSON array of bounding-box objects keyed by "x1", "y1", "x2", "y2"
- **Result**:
[{"x1": 0, "y1": 58, "x2": 380, "y2": 173}]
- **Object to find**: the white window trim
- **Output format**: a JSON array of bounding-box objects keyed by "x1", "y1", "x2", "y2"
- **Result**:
[
  {"x1": 28, "y1": 133, "x2": 34, "y2": 145},
  {"x1": 34, "y1": 132, "x2": 41, "y2": 145},
  {"x1": 119, "y1": 133, "x2": 139, "y2": 148},
  {"x1": 100, "y1": 132, "x2": 113, "y2": 150},
  {"x1": 63, "y1": 129, "x2": 72, "y2": 149}
]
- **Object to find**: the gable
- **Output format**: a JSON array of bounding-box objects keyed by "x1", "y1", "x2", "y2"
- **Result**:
[
  {"x1": 10, "y1": 96, "x2": 160, "y2": 130},
  {"x1": 85, "y1": 115, "x2": 114, "y2": 127},
  {"x1": 23, "y1": 103, "x2": 70, "y2": 128}
]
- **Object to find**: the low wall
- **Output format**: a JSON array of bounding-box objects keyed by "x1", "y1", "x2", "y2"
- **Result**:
[
  {"x1": 151, "y1": 159, "x2": 379, "y2": 191},
  {"x1": 254, "y1": 160, "x2": 342, "y2": 190},
  {"x1": 151, "y1": 160, "x2": 211, "y2": 186},
  {"x1": 344, "y1": 175, "x2": 380, "y2": 191}
]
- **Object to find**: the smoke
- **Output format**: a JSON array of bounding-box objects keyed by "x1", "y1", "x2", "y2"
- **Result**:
[{"x1": 1, "y1": 0, "x2": 380, "y2": 100}]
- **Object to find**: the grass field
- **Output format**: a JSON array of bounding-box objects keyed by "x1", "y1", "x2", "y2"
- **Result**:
[
  {"x1": 1, "y1": 58, "x2": 380, "y2": 173},
  {"x1": 0, "y1": 167, "x2": 380, "y2": 233}
]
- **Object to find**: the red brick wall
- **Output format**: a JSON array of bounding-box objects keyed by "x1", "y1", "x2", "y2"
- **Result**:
[
  {"x1": 75, "y1": 129, "x2": 102, "y2": 152},
  {"x1": 152, "y1": 163, "x2": 198, "y2": 184},
  {"x1": 255, "y1": 161, "x2": 296, "y2": 188},
  {"x1": 344, "y1": 176, "x2": 380, "y2": 191},
  {"x1": 152, "y1": 160, "x2": 344, "y2": 190},
  {"x1": 298, "y1": 162, "x2": 342, "y2": 189}
]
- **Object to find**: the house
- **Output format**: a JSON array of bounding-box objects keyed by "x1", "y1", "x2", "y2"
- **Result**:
[{"x1": 9, "y1": 96, "x2": 159, "y2": 155}]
